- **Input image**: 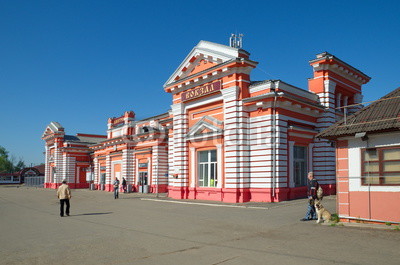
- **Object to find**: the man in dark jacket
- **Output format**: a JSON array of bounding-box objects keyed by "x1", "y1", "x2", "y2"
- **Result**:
[
  {"x1": 122, "y1": 177, "x2": 127, "y2": 193},
  {"x1": 300, "y1": 172, "x2": 318, "y2": 221}
]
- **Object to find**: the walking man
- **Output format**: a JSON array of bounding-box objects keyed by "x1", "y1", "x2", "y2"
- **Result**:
[
  {"x1": 300, "y1": 172, "x2": 319, "y2": 221},
  {"x1": 57, "y1": 180, "x2": 71, "y2": 217},
  {"x1": 113, "y1": 177, "x2": 120, "y2": 199}
]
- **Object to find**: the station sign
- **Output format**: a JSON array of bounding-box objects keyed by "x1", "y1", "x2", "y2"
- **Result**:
[
  {"x1": 138, "y1": 163, "x2": 148, "y2": 168},
  {"x1": 181, "y1": 81, "x2": 221, "y2": 102}
]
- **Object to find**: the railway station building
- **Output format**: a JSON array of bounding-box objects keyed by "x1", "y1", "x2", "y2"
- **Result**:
[{"x1": 42, "y1": 38, "x2": 370, "y2": 202}]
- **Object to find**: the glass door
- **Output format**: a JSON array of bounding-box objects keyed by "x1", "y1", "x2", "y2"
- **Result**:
[
  {"x1": 294, "y1": 146, "x2": 307, "y2": 187},
  {"x1": 139, "y1": 172, "x2": 148, "y2": 193}
]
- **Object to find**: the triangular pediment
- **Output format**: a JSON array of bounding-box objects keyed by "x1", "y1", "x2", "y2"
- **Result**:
[
  {"x1": 199, "y1": 127, "x2": 212, "y2": 134},
  {"x1": 187, "y1": 116, "x2": 223, "y2": 139},
  {"x1": 186, "y1": 58, "x2": 217, "y2": 77},
  {"x1": 42, "y1": 122, "x2": 65, "y2": 138},
  {"x1": 164, "y1": 41, "x2": 242, "y2": 88}
]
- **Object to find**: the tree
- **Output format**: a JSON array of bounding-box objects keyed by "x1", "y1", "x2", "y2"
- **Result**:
[
  {"x1": 0, "y1": 146, "x2": 9, "y2": 157},
  {"x1": 0, "y1": 146, "x2": 26, "y2": 173},
  {"x1": 14, "y1": 160, "x2": 26, "y2": 172},
  {"x1": 0, "y1": 154, "x2": 14, "y2": 173}
]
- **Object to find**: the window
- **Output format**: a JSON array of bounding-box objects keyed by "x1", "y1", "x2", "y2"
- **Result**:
[
  {"x1": 198, "y1": 150, "x2": 217, "y2": 187},
  {"x1": 362, "y1": 147, "x2": 400, "y2": 185},
  {"x1": 100, "y1": 173, "x2": 106, "y2": 184},
  {"x1": 293, "y1": 146, "x2": 307, "y2": 187}
]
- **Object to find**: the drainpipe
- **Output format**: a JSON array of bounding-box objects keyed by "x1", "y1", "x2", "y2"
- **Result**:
[{"x1": 272, "y1": 88, "x2": 278, "y2": 199}]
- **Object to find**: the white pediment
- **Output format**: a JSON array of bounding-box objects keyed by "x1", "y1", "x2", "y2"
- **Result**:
[
  {"x1": 42, "y1": 122, "x2": 64, "y2": 138},
  {"x1": 164, "y1": 41, "x2": 241, "y2": 88},
  {"x1": 187, "y1": 116, "x2": 223, "y2": 139}
]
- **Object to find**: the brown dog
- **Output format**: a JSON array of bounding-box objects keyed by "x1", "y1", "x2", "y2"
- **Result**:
[{"x1": 314, "y1": 199, "x2": 331, "y2": 224}]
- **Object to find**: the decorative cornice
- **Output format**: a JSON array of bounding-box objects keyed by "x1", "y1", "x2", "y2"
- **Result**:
[
  {"x1": 164, "y1": 40, "x2": 254, "y2": 88},
  {"x1": 166, "y1": 58, "x2": 256, "y2": 94}
]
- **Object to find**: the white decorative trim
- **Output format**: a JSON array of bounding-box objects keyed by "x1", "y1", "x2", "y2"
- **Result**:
[
  {"x1": 165, "y1": 41, "x2": 241, "y2": 87},
  {"x1": 190, "y1": 147, "x2": 196, "y2": 188},
  {"x1": 308, "y1": 144, "x2": 314, "y2": 173},
  {"x1": 183, "y1": 93, "x2": 223, "y2": 112},
  {"x1": 216, "y1": 144, "x2": 223, "y2": 188},
  {"x1": 288, "y1": 141, "x2": 295, "y2": 188}
]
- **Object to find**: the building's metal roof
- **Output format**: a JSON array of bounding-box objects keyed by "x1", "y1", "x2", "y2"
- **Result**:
[
  {"x1": 248, "y1": 79, "x2": 323, "y2": 109},
  {"x1": 64, "y1": 135, "x2": 106, "y2": 145},
  {"x1": 317, "y1": 87, "x2": 400, "y2": 139}
]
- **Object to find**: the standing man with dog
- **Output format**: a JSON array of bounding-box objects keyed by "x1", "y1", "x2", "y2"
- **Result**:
[
  {"x1": 57, "y1": 180, "x2": 71, "y2": 217},
  {"x1": 300, "y1": 171, "x2": 319, "y2": 221}
]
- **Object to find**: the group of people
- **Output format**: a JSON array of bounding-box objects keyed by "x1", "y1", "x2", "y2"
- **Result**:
[
  {"x1": 57, "y1": 173, "x2": 320, "y2": 220},
  {"x1": 56, "y1": 177, "x2": 128, "y2": 217}
]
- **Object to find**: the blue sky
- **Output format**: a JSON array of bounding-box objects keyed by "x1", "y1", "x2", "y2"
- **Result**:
[{"x1": 1, "y1": 0, "x2": 399, "y2": 166}]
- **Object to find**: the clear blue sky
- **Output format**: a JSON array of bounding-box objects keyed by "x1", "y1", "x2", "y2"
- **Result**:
[{"x1": 1, "y1": 0, "x2": 399, "y2": 166}]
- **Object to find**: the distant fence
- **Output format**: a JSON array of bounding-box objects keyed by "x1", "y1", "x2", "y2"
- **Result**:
[
  {"x1": 0, "y1": 175, "x2": 20, "y2": 184},
  {"x1": 24, "y1": 176, "x2": 44, "y2": 187}
]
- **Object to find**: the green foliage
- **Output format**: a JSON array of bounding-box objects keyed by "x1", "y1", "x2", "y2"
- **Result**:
[
  {"x1": 0, "y1": 145, "x2": 26, "y2": 173},
  {"x1": 385, "y1": 222, "x2": 392, "y2": 226},
  {"x1": 330, "y1": 213, "x2": 340, "y2": 223},
  {"x1": 0, "y1": 146, "x2": 9, "y2": 157}
]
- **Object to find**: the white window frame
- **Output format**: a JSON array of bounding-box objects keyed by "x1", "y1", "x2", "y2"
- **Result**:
[
  {"x1": 293, "y1": 145, "x2": 308, "y2": 187},
  {"x1": 198, "y1": 150, "x2": 217, "y2": 187}
]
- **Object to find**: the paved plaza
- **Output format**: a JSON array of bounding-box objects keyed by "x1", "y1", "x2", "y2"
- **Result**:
[{"x1": 0, "y1": 186, "x2": 399, "y2": 265}]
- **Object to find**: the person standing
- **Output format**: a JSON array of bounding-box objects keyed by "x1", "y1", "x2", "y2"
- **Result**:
[
  {"x1": 57, "y1": 180, "x2": 71, "y2": 217},
  {"x1": 122, "y1": 177, "x2": 127, "y2": 193},
  {"x1": 300, "y1": 172, "x2": 319, "y2": 221},
  {"x1": 113, "y1": 178, "x2": 120, "y2": 199}
]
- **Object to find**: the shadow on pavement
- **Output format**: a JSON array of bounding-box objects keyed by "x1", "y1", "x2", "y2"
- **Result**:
[{"x1": 72, "y1": 212, "x2": 113, "y2": 216}]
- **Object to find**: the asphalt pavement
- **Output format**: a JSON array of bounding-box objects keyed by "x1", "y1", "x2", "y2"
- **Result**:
[{"x1": 0, "y1": 185, "x2": 399, "y2": 265}]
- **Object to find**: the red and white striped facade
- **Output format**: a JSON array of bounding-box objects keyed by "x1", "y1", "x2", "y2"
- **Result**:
[
  {"x1": 42, "y1": 122, "x2": 107, "y2": 189},
  {"x1": 42, "y1": 40, "x2": 370, "y2": 202},
  {"x1": 89, "y1": 111, "x2": 171, "y2": 193}
]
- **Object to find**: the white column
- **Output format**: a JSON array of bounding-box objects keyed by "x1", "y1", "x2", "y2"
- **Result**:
[
  {"x1": 148, "y1": 157, "x2": 152, "y2": 185},
  {"x1": 343, "y1": 96, "x2": 348, "y2": 107},
  {"x1": 216, "y1": 144, "x2": 223, "y2": 188},
  {"x1": 190, "y1": 147, "x2": 196, "y2": 188},
  {"x1": 106, "y1": 155, "x2": 111, "y2": 185},
  {"x1": 222, "y1": 86, "x2": 250, "y2": 189},
  {"x1": 314, "y1": 80, "x2": 336, "y2": 183},
  {"x1": 289, "y1": 141, "x2": 295, "y2": 188},
  {"x1": 93, "y1": 157, "x2": 99, "y2": 185},
  {"x1": 132, "y1": 152, "x2": 136, "y2": 185},
  {"x1": 336, "y1": 93, "x2": 342, "y2": 108},
  {"x1": 135, "y1": 157, "x2": 139, "y2": 185},
  {"x1": 62, "y1": 152, "x2": 68, "y2": 182},
  {"x1": 55, "y1": 144, "x2": 63, "y2": 183},
  {"x1": 170, "y1": 103, "x2": 189, "y2": 187},
  {"x1": 308, "y1": 143, "x2": 314, "y2": 173},
  {"x1": 44, "y1": 145, "x2": 50, "y2": 183}
]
